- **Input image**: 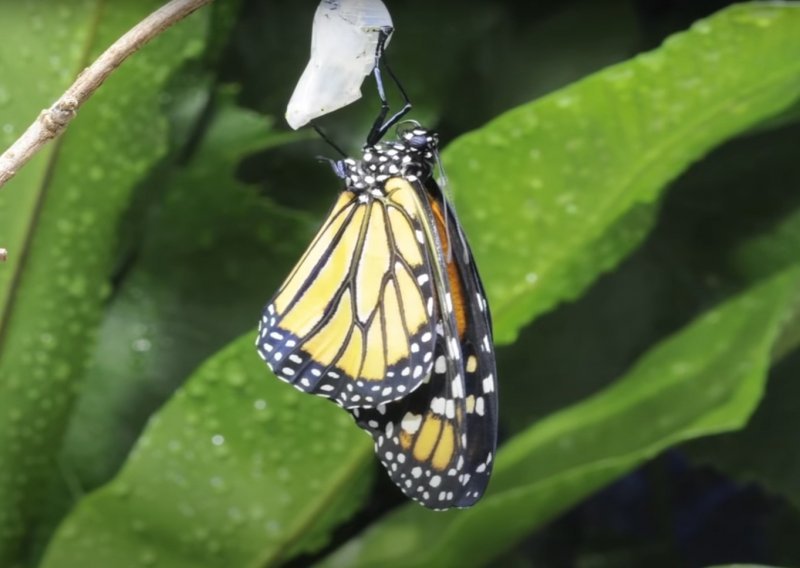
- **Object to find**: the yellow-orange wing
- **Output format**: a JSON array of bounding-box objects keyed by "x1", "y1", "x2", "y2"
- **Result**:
[{"x1": 256, "y1": 180, "x2": 438, "y2": 408}]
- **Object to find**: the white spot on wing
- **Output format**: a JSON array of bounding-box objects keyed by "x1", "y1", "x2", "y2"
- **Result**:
[
  {"x1": 430, "y1": 397, "x2": 445, "y2": 415},
  {"x1": 452, "y1": 375, "x2": 464, "y2": 398},
  {"x1": 401, "y1": 412, "x2": 422, "y2": 434}
]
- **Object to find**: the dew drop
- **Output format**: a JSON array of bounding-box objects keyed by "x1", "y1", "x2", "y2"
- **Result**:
[
  {"x1": 139, "y1": 550, "x2": 157, "y2": 566},
  {"x1": 132, "y1": 338, "x2": 151, "y2": 353}
]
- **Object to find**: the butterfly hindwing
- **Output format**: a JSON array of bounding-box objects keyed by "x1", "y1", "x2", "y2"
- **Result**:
[
  {"x1": 423, "y1": 177, "x2": 497, "y2": 503},
  {"x1": 350, "y1": 177, "x2": 497, "y2": 508},
  {"x1": 256, "y1": 184, "x2": 438, "y2": 408},
  {"x1": 432, "y1": 181, "x2": 498, "y2": 500},
  {"x1": 352, "y1": 328, "x2": 474, "y2": 508}
]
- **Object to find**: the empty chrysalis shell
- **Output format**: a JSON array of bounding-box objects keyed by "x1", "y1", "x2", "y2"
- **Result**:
[{"x1": 285, "y1": 0, "x2": 393, "y2": 130}]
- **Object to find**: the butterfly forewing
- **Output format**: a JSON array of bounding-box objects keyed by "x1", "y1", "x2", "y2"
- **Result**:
[{"x1": 257, "y1": 183, "x2": 438, "y2": 408}]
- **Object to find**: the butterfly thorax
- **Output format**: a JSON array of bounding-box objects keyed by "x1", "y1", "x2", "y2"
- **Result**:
[{"x1": 340, "y1": 127, "x2": 439, "y2": 192}]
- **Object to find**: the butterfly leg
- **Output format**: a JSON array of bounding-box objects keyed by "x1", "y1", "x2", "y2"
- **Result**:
[{"x1": 365, "y1": 27, "x2": 412, "y2": 147}]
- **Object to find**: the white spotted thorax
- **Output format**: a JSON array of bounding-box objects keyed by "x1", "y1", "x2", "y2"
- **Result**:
[{"x1": 340, "y1": 127, "x2": 439, "y2": 192}]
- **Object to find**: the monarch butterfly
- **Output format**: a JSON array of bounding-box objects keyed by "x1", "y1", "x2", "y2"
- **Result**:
[
  {"x1": 256, "y1": 123, "x2": 497, "y2": 509},
  {"x1": 257, "y1": 4, "x2": 496, "y2": 507}
]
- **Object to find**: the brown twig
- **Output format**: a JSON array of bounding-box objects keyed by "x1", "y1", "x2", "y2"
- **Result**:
[
  {"x1": 0, "y1": 0, "x2": 214, "y2": 190},
  {"x1": 0, "y1": 0, "x2": 214, "y2": 260}
]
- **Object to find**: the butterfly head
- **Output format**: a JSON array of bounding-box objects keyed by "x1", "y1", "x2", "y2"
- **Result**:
[{"x1": 398, "y1": 125, "x2": 439, "y2": 160}]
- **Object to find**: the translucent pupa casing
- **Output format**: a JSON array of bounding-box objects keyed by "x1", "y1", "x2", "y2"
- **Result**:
[{"x1": 285, "y1": 0, "x2": 393, "y2": 130}]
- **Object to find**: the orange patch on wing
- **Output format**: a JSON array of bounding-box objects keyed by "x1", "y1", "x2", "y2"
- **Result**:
[
  {"x1": 360, "y1": 318, "x2": 386, "y2": 380},
  {"x1": 413, "y1": 415, "x2": 443, "y2": 462},
  {"x1": 387, "y1": 207, "x2": 424, "y2": 267},
  {"x1": 355, "y1": 203, "x2": 391, "y2": 323},
  {"x1": 301, "y1": 290, "x2": 355, "y2": 367},
  {"x1": 275, "y1": 191, "x2": 356, "y2": 313},
  {"x1": 386, "y1": 178, "x2": 422, "y2": 216},
  {"x1": 395, "y1": 263, "x2": 427, "y2": 335},
  {"x1": 428, "y1": 197, "x2": 467, "y2": 338},
  {"x1": 337, "y1": 326, "x2": 365, "y2": 378},
  {"x1": 431, "y1": 421, "x2": 456, "y2": 471},
  {"x1": 278, "y1": 203, "x2": 366, "y2": 336},
  {"x1": 382, "y1": 281, "x2": 409, "y2": 365}
]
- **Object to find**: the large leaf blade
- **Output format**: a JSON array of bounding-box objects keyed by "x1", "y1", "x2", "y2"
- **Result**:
[
  {"x1": 444, "y1": 2, "x2": 800, "y2": 344},
  {"x1": 0, "y1": 0, "x2": 93, "y2": 311},
  {"x1": 41, "y1": 334, "x2": 374, "y2": 568},
  {"x1": 57, "y1": 92, "x2": 310, "y2": 493},
  {"x1": 25, "y1": 3, "x2": 800, "y2": 566},
  {"x1": 0, "y1": 2, "x2": 209, "y2": 561},
  {"x1": 321, "y1": 266, "x2": 800, "y2": 567}
]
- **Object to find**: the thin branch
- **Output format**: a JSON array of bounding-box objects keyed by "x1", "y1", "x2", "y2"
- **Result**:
[{"x1": 0, "y1": 0, "x2": 214, "y2": 190}]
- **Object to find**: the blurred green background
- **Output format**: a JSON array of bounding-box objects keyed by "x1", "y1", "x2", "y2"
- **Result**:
[{"x1": 0, "y1": 0, "x2": 799, "y2": 567}]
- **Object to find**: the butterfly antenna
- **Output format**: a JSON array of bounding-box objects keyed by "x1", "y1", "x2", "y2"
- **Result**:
[{"x1": 313, "y1": 124, "x2": 347, "y2": 158}]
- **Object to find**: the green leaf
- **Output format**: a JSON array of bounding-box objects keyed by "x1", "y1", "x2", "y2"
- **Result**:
[
  {"x1": 444, "y1": 2, "x2": 800, "y2": 344},
  {"x1": 19, "y1": 91, "x2": 310, "y2": 561},
  {"x1": 681, "y1": 201, "x2": 800, "y2": 521},
  {"x1": 58, "y1": 92, "x2": 309, "y2": 493},
  {"x1": 0, "y1": 2, "x2": 209, "y2": 562},
  {"x1": 24, "y1": 3, "x2": 800, "y2": 566},
  {"x1": 320, "y1": 267, "x2": 800, "y2": 567},
  {"x1": 40, "y1": 333, "x2": 374, "y2": 568},
  {"x1": 734, "y1": 207, "x2": 800, "y2": 283},
  {"x1": 492, "y1": 119, "x2": 800, "y2": 434},
  {"x1": 686, "y1": 351, "x2": 800, "y2": 511}
]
